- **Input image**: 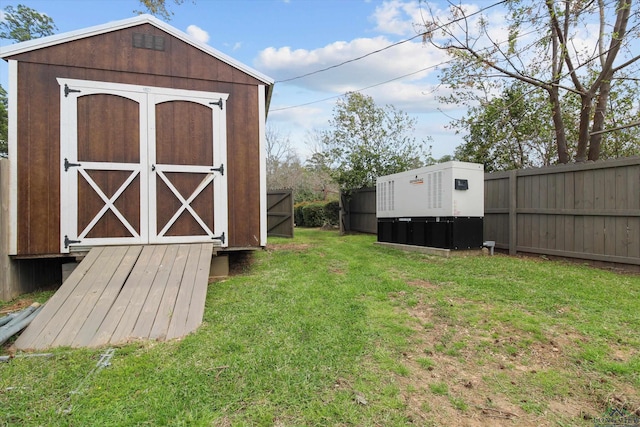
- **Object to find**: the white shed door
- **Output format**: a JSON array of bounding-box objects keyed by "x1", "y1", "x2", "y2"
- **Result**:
[{"x1": 59, "y1": 79, "x2": 228, "y2": 253}]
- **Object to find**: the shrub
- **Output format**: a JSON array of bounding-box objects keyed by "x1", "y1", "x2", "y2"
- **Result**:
[
  {"x1": 294, "y1": 202, "x2": 309, "y2": 227},
  {"x1": 302, "y1": 202, "x2": 326, "y2": 227},
  {"x1": 323, "y1": 200, "x2": 340, "y2": 226},
  {"x1": 294, "y1": 199, "x2": 341, "y2": 228}
]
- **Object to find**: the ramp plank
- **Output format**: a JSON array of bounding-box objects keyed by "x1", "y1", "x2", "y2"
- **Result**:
[
  {"x1": 15, "y1": 247, "x2": 104, "y2": 350},
  {"x1": 184, "y1": 243, "x2": 214, "y2": 333},
  {"x1": 87, "y1": 245, "x2": 159, "y2": 347},
  {"x1": 110, "y1": 245, "x2": 168, "y2": 345},
  {"x1": 72, "y1": 245, "x2": 143, "y2": 347},
  {"x1": 16, "y1": 243, "x2": 212, "y2": 350},
  {"x1": 14, "y1": 247, "x2": 105, "y2": 350},
  {"x1": 51, "y1": 246, "x2": 129, "y2": 348},
  {"x1": 166, "y1": 244, "x2": 202, "y2": 340},
  {"x1": 149, "y1": 244, "x2": 190, "y2": 340},
  {"x1": 131, "y1": 245, "x2": 178, "y2": 339}
]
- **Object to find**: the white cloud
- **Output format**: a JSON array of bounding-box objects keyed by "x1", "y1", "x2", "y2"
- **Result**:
[
  {"x1": 186, "y1": 25, "x2": 209, "y2": 44},
  {"x1": 255, "y1": 36, "x2": 447, "y2": 93},
  {"x1": 253, "y1": 0, "x2": 475, "y2": 159},
  {"x1": 371, "y1": 0, "x2": 425, "y2": 36}
]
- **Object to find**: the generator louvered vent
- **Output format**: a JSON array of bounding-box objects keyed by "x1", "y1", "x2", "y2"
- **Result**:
[
  {"x1": 425, "y1": 171, "x2": 443, "y2": 209},
  {"x1": 133, "y1": 33, "x2": 165, "y2": 51},
  {"x1": 377, "y1": 180, "x2": 395, "y2": 212}
]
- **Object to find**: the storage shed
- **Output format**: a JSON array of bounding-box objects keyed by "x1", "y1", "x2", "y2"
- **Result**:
[{"x1": 0, "y1": 14, "x2": 274, "y2": 258}]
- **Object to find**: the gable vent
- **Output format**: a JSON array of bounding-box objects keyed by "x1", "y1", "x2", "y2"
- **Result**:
[{"x1": 133, "y1": 33, "x2": 165, "y2": 51}]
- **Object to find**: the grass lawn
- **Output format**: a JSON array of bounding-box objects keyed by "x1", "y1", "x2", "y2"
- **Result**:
[{"x1": 1, "y1": 228, "x2": 639, "y2": 426}]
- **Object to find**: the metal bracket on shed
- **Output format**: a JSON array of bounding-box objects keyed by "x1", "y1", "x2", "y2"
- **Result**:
[
  {"x1": 64, "y1": 235, "x2": 82, "y2": 249},
  {"x1": 64, "y1": 158, "x2": 82, "y2": 172},
  {"x1": 64, "y1": 84, "x2": 81, "y2": 97},
  {"x1": 211, "y1": 164, "x2": 224, "y2": 176},
  {"x1": 212, "y1": 232, "x2": 225, "y2": 244},
  {"x1": 209, "y1": 98, "x2": 224, "y2": 110}
]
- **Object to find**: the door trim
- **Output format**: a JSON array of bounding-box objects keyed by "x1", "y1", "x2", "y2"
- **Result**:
[{"x1": 58, "y1": 78, "x2": 229, "y2": 253}]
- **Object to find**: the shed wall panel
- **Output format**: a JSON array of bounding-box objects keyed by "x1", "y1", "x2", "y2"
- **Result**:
[{"x1": 13, "y1": 41, "x2": 262, "y2": 254}]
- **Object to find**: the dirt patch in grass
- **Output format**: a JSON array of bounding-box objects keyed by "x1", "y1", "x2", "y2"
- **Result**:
[
  {"x1": 0, "y1": 299, "x2": 35, "y2": 315},
  {"x1": 393, "y1": 291, "x2": 640, "y2": 426},
  {"x1": 267, "y1": 243, "x2": 312, "y2": 252},
  {"x1": 227, "y1": 251, "x2": 257, "y2": 276}
]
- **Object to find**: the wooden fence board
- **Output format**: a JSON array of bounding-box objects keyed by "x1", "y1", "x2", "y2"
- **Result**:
[{"x1": 484, "y1": 157, "x2": 640, "y2": 267}]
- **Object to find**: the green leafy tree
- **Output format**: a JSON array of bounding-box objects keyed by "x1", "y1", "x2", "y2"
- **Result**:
[
  {"x1": 454, "y1": 76, "x2": 640, "y2": 172},
  {"x1": 321, "y1": 92, "x2": 430, "y2": 190},
  {"x1": 0, "y1": 4, "x2": 57, "y2": 42},
  {"x1": 422, "y1": 0, "x2": 640, "y2": 163},
  {"x1": 454, "y1": 82, "x2": 557, "y2": 172}
]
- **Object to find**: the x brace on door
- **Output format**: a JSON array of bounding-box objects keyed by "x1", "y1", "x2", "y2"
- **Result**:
[
  {"x1": 77, "y1": 166, "x2": 141, "y2": 240},
  {"x1": 154, "y1": 164, "x2": 218, "y2": 239}
]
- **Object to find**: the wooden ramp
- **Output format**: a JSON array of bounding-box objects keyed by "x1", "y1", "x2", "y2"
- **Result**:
[{"x1": 15, "y1": 244, "x2": 213, "y2": 350}]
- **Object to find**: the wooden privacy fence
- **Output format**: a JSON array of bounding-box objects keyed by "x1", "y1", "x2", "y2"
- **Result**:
[
  {"x1": 484, "y1": 157, "x2": 640, "y2": 267},
  {"x1": 267, "y1": 190, "x2": 294, "y2": 238},
  {"x1": 339, "y1": 187, "x2": 377, "y2": 235}
]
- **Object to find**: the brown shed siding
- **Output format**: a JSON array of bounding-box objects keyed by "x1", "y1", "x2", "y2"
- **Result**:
[{"x1": 9, "y1": 24, "x2": 265, "y2": 255}]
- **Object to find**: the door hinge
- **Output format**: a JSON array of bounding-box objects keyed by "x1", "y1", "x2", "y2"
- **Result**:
[
  {"x1": 212, "y1": 232, "x2": 225, "y2": 244},
  {"x1": 64, "y1": 158, "x2": 82, "y2": 171},
  {"x1": 64, "y1": 84, "x2": 81, "y2": 97},
  {"x1": 64, "y1": 235, "x2": 81, "y2": 249},
  {"x1": 211, "y1": 164, "x2": 224, "y2": 176},
  {"x1": 209, "y1": 98, "x2": 224, "y2": 110}
]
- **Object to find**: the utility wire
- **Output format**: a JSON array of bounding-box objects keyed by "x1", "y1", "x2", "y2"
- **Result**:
[
  {"x1": 271, "y1": 24, "x2": 544, "y2": 112},
  {"x1": 275, "y1": 0, "x2": 509, "y2": 84},
  {"x1": 271, "y1": 63, "x2": 449, "y2": 112},
  {"x1": 272, "y1": 0, "x2": 638, "y2": 119}
]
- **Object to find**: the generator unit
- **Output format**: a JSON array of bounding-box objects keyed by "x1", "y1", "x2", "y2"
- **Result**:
[{"x1": 376, "y1": 161, "x2": 484, "y2": 250}]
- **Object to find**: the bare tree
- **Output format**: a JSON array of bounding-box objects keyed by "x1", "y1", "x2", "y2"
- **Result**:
[{"x1": 422, "y1": 0, "x2": 640, "y2": 163}]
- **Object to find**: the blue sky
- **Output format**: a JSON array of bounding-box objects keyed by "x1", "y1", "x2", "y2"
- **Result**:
[{"x1": 0, "y1": 0, "x2": 485, "y2": 159}]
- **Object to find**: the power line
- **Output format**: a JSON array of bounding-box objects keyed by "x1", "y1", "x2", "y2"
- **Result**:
[
  {"x1": 270, "y1": 25, "x2": 544, "y2": 113},
  {"x1": 274, "y1": 0, "x2": 508, "y2": 84},
  {"x1": 271, "y1": 1, "x2": 636, "y2": 117},
  {"x1": 270, "y1": 63, "x2": 448, "y2": 112}
]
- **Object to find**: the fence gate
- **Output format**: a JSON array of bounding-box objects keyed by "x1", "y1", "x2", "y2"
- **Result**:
[{"x1": 267, "y1": 190, "x2": 294, "y2": 238}]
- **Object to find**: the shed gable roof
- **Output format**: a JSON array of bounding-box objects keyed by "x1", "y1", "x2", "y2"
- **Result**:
[{"x1": 0, "y1": 14, "x2": 274, "y2": 87}]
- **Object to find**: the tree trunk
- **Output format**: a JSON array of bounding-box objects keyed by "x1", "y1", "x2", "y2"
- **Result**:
[
  {"x1": 548, "y1": 87, "x2": 570, "y2": 164},
  {"x1": 575, "y1": 94, "x2": 594, "y2": 162},
  {"x1": 588, "y1": 76, "x2": 612, "y2": 161}
]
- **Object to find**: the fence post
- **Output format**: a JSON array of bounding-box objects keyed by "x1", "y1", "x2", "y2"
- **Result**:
[
  {"x1": 339, "y1": 190, "x2": 349, "y2": 235},
  {"x1": 508, "y1": 169, "x2": 518, "y2": 255}
]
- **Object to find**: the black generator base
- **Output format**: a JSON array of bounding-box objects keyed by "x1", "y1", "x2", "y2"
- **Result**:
[{"x1": 377, "y1": 217, "x2": 483, "y2": 250}]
